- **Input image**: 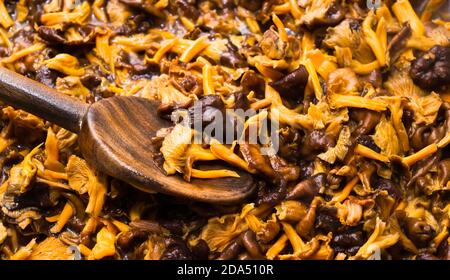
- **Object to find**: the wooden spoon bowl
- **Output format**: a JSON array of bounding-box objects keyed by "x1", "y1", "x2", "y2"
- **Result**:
[{"x1": 79, "y1": 96, "x2": 255, "y2": 204}]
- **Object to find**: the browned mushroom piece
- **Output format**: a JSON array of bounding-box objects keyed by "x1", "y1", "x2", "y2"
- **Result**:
[
  {"x1": 300, "y1": 130, "x2": 336, "y2": 159},
  {"x1": 116, "y1": 229, "x2": 148, "y2": 251},
  {"x1": 315, "y1": 205, "x2": 341, "y2": 233},
  {"x1": 190, "y1": 239, "x2": 210, "y2": 260},
  {"x1": 255, "y1": 179, "x2": 288, "y2": 206},
  {"x1": 260, "y1": 28, "x2": 287, "y2": 60},
  {"x1": 387, "y1": 24, "x2": 412, "y2": 63},
  {"x1": 410, "y1": 103, "x2": 450, "y2": 151},
  {"x1": 119, "y1": 0, "x2": 165, "y2": 17},
  {"x1": 38, "y1": 24, "x2": 96, "y2": 47},
  {"x1": 404, "y1": 217, "x2": 436, "y2": 248},
  {"x1": 240, "y1": 143, "x2": 277, "y2": 179},
  {"x1": 438, "y1": 159, "x2": 450, "y2": 185},
  {"x1": 301, "y1": 0, "x2": 345, "y2": 29},
  {"x1": 129, "y1": 220, "x2": 166, "y2": 234},
  {"x1": 160, "y1": 238, "x2": 194, "y2": 260},
  {"x1": 296, "y1": 197, "x2": 321, "y2": 238},
  {"x1": 410, "y1": 45, "x2": 450, "y2": 90},
  {"x1": 350, "y1": 109, "x2": 382, "y2": 136},
  {"x1": 330, "y1": 228, "x2": 366, "y2": 256},
  {"x1": 238, "y1": 230, "x2": 264, "y2": 259},
  {"x1": 239, "y1": 0, "x2": 263, "y2": 11},
  {"x1": 409, "y1": 152, "x2": 441, "y2": 188},
  {"x1": 114, "y1": 14, "x2": 151, "y2": 36},
  {"x1": 241, "y1": 71, "x2": 265, "y2": 97},
  {"x1": 390, "y1": 155, "x2": 412, "y2": 187},
  {"x1": 286, "y1": 173, "x2": 326, "y2": 201},
  {"x1": 220, "y1": 51, "x2": 247, "y2": 68},
  {"x1": 371, "y1": 176, "x2": 402, "y2": 200},
  {"x1": 360, "y1": 69, "x2": 383, "y2": 88},
  {"x1": 269, "y1": 155, "x2": 300, "y2": 182},
  {"x1": 218, "y1": 240, "x2": 243, "y2": 260},
  {"x1": 278, "y1": 127, "x2": 302, "y2": 162},
  {"x1": 410, "y1": 126, "x2": 436, "y2": 151},
  {"x1": 269, "y1": 66, "x2": 309, "y2": 97},
  {"x1": 356, "y1": 135, "x2": 381, "y2": 153}
]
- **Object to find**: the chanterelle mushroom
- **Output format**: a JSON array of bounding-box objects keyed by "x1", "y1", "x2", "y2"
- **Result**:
[{"x1": 301, "y1": 0, "x2": 345, "y2": 29}]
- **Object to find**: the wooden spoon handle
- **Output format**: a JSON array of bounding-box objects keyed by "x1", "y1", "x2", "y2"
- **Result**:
[{"x1": 0, "y1": 67, "x2": 89, "y2": 133}]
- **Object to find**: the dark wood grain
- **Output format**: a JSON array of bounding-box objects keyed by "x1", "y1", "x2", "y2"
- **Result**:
[
  {"x1": 0, "y1": 68, "x2": 256, "y2": 204},
  {"x1": 0, "y1": 67, "x2": 88, "y2": 133},
  {"x1": 79, "y1": 96, "x2": 256, "y2": 204}
]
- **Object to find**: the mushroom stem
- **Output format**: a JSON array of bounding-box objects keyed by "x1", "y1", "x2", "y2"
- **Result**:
[
  {"x1": 332, "y1": 177, "x2": 359, "y2": 203},
  {"x1": 403, "y1": 143, "x2": 438, "y2": 167},
  {"x1": 354, "y1": 144, "x2": 390, "y2": 163}
]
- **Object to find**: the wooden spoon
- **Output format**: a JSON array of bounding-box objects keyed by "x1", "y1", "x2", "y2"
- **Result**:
[{"x1": 0, "y1": 67, "x2": 255, "y2": 204}]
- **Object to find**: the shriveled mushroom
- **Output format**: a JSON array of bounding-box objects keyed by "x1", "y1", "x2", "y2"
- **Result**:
[
  {"x1": 301, "y1": 129, "x2": 336, "y2": 158},
  {"x1": 331, "y1": 228, "x2": 365, "y2": 256},
  {"x1": 350, "y1": 108, "x2": 382, "y2": 136},
  {"x1": 269, "y1": 66, "x2": 309, "y2": 97},
  {"x1": 259, "y1": 28, "x2": 287, "y2": 60},
  {"x1": 323, "y1": 19, "x2": 374, "y2": 63},
  {"x1": 387, "y1": 24, "x2": 412, "y2": 63},
  {"x1": 301, "y1": 0, "x2": 345, "y2": 29},
  {"x1": 218, "y1": 240, "x2": 242, "y2": 260},
  {"x1": 240, "y1": 143, "x2": 276, "y2": 179},
  {"x1": 160, "y1": 238, "x2": 194, "y2": 260},
  {"x1": 119, "y1": 0, "x2": 165, "y2": 18},
  {"x1": 238, "y1": 230, "x2": 264, "y2": 259},
  {"x1": 296, "y1": 196, "x2": 322, "y2": 238},
  {"x1": 410, "y1": 45, "x2": 450, "y2": 90},
  {"x1": 327, "y1": 68, "x2": 360, "y2": 95},
  {"x1": 404, "y1": 217, "x2": 436, "y2": 248},
  {"x1": 286, "y1": 173, "x2": 326, "y2": 201},
  {"x1": 238, "y1": 0, "x2": 262, "y2": 11},
  {"x1": 38, "y1": 24, "x2": 96, "y2": 47}
]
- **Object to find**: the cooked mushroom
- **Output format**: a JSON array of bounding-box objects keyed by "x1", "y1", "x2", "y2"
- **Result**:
[
  {"x1": 350, "y1": 108, "x2": 382, "y2": 136},
  {"x1": 404, "y1": 217, "x2": 436, "y2": 248},
  {"x1": 218, "y1": 240, "x2": 242, "y2": 260},
  {"x1": 240, "y1": 143, "x2": 277, "y2": 180},
  {"x1": 372, "y1": 176, "x2": 402, "y2": 200},
  {"x1": 301, "y1": 130, "x2": 336, "y2": 158},
  {"x1": 269, "y1": 66, "x2": 309, "y2": 98},
  {"x1": 296, "y1": 197, "x2": 321, "y2": 238},
  {"x1": 330, "y1": 228, "x2": 365, "y2": 256},
  {"x1": 286, "y1": 173, "x2": 326, "y2": 201},
  {"x1": 259, "y1": 28, "x2": 287, "y2": 60},
  {"x1": 188, "y1": 95, "x2": 225, "y2": 130},
  {"x1": 301, "y1": 0, "x2": 345, "y2": 29},
  {"x1": 387, "y1": 24, "x2": 412, "y2": 63},
  {"x1": 239, "y1": 230, "x2": 263, "y2": 259},
  {"x1": 160, "y1": 238, "x2": 194, "y2": 260},
  {"x1": 360, "y1": 69, "x2": 382, "y2": 88},
  {"x1": 38, "y1": 24, "x2": 96, "y2": 47},
  {"x1": 315, "y1": 205, "x2": 342, "y2": 233},
  {"x1": 238, "y1": 0, "x2": 262, "y2": 11},
  {"x1": 119, "y1": 0, "x2": 165, "y2": 18},
  {"x1": 255, "y1": 179, "x2": 288, "y2": 206},
  {"x1": 410, "y1": 45, "x2": 450, "y2": 90},
  {"x1": 116, "y1": 229, "x2": 148, "y2": 251}
]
